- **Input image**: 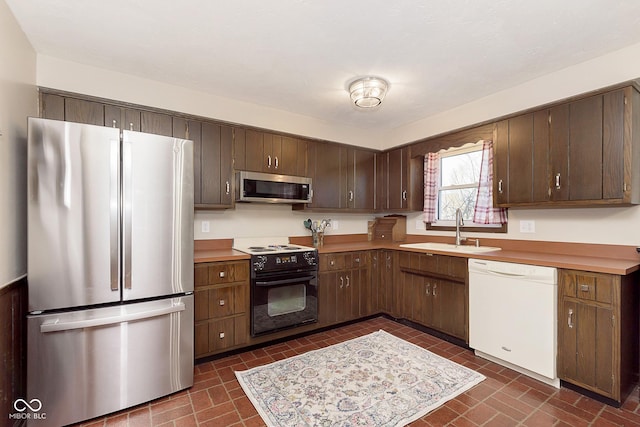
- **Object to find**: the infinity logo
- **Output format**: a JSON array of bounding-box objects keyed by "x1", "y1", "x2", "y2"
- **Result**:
[{"x1": 13, "y1": 398, "x2": 42, "y2": 412}]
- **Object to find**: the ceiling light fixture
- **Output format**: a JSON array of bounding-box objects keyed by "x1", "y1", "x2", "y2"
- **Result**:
[{"x1": 349, "y1": 76, "x2": 388, "y2": 108}]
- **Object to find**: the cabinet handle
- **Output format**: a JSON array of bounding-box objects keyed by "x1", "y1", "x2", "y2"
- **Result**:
[
  {"x1": 129, "y1": 122, "x2": 134, "y2": 131},
  {"x1": 219, "y1": 332, "x2": 225, "y2": 339},
  {"x1": 568, "y1": 308, "x2": 574, "y2": 329},
  {"x1": 330, "y1": 260, "x2": 335, "y2": 266},
  {"x1": 346, "y1": 276, "x2": 350, "y2": 287},
  {"x1": 555, "y1": 173, "x2": 561, "y2": 190},
  {"x1": 275, "y1": 156, "x2": 279, "y2": 169},
  {"x1": 112, "y1": 119, "x2": 117, "y2": 128},
  {"x1": 402, "y1": 190, "x2": 407, "y2": 201},
  {"x1": 340, "y1": 276, "x2": 344, "y2": 288},
  {"x1": 349, "y1": 190, "x2": 354, "y2": 202},
  {"x1": 426, "y1": 283, "x2": 431, "y2": 296},
  {"x1": 225, "y1": 181, "x2": 230, "y2": 194},
  {"x1": 354, "y1": 257, "x2": 360, "y2": 263},
  {"x1": 498, "y1": 179, "x2": 503, "y2": 194},
  {"x1": 501, "y1": 346, "x2": 512, "y2": 352},
  {"x1": 219, "y1": 271, "x2": 226, "y2": 278},
  {"x1": 267, "y1": 155, "x2": 272, "y2": 168},
  {"x1": 579, "y1": 284, "x2": 590, "y2": 292},
  {"x1": 219, "y1": 299, "x2": 225, "y2": 306},
  {"x1": 433, "y1": 283, "x2": 437, "y2": 297}
]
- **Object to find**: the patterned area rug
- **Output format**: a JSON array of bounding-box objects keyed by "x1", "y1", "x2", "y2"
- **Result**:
[{"x1": 235, "y1": 330, "x2": 485, "y2": 426}]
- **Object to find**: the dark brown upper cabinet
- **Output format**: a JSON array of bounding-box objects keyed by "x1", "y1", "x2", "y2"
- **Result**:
[
  {"x1": 494, "y1": 110, "x2": 550, "y2": 206},
  {"x1": 173, "y1": 118, "x2": 234, "y2": 209},
  {"x1": 235, "y1": 129, "x2": 307, "y2": 176},
  {"x1": 383, "y1": 147, "x2": 423, "y2": 212},
  {"x1": 495, "y1": 85, "x2": 640, "y2": 207},
  {"x1": 300, "y1": 142, "x2": 376, "y2": 211}
]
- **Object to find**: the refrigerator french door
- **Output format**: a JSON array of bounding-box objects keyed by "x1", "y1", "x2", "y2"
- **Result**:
[{"x1": 26, "y1": 118, "x2": 194, "y2": 426}]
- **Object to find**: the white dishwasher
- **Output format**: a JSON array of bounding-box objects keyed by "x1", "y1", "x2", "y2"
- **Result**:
[{"x1": 468, "y1": 259, "x2": 559, "y2": 387}]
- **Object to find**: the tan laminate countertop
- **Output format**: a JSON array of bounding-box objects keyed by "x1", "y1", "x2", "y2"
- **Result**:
[{"x1": 195, "y1": 239, "x2": 640, "y2": 275}]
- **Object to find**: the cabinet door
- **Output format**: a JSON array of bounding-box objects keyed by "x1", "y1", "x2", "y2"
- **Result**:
[
  {"x1": 173, "y1": 118, "x2": 202, "y2": 204},
  {"x1": 201, "y1": 122, "x2": 233, "y2": 207},
  {"x1": 281, "y1": 136, "x2": 307, "y2": 177},
  {"x1": 559, "y1": 300, "x2": 615, "y2": 396},
  {"x1": 40, "y1": 93, "x2": 65, "y2": 120},
  {"x1": 263, "y1": 133, "x2": 281, "y2": 173},
  {"x1": 495, "y1": 111, "x2": 549, "y2": 206},
  {"x1": 570, "y1": 95, "x2": 603, "y2": 201},
  {"x1": 65, "y1": 98, "x2": 105, "y2": 126},
  {"x1": 550, "y1": 103, "x2": 570, "y2": 201},
  {"x1": 311, "y1": 142, "x2": 343, "y2": 209},
  {"x1": 602, "y1": 89, "x2": 625, "y2": 200},
  {"x1": 350, "y1": 148, "x2": 376, "y2": 210},
  {"x1": 318, "y1": 271, "x2": 337, "y2": 326},
  {"x1": 245, "y1": 129, "x2": 265, "y2": 172},
  {"x1": 376, "y1": 152, "x2": 388, "y2": 211},
  {"x1": 551, "y1": 95, "x2": 604, "y2": 202},
  {"x1": 140, "y1": 111, "x2": 172, "y2": 136},
  {"x1": 388, "y1": 147, "x2": 408, "y2": 210}
]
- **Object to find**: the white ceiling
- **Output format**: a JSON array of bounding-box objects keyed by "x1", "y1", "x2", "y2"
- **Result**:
[{"x1": 6, "y1": 0, "x2": 640, "y2": 132}]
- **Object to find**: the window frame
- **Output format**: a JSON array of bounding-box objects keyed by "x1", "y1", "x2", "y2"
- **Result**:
[{"x1": 426, "y1": 143, "x2": 508, "y2": 233}]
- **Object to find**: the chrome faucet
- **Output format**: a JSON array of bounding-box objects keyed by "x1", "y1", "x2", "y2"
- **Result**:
[{"x1": 455, "y1": 208, "x2": 466, "y2": 246}]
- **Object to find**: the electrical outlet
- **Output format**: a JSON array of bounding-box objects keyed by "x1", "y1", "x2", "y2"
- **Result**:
[
  {"x1": 416, "y1": 219, "x2": 424, "y2": 230},
  {"x1": 332, "y1": 220, "x2": 339, "y2": 230},
  {"x1": 201, "y1": 221, "x2": 210, "y2": 233},
  {"x1": 519, "y1": 220, "x2": 535, "y2": 233}
]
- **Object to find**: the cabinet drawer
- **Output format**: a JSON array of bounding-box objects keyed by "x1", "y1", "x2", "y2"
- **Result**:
[
  {"x1": 321, "y1": 254, "x2": 346, "y2": 271},
  {"x1": 209, "y1": 262, "x2": 249, "y2": 284},
  {"x1": 349, "y1": 252, "x2": 367, "y2": 268},
  {"x1": 195, "y1": 316, "x2": 249, "y2": 357},
  {"x1": 560, "y1": 270, "x2": 613, "y2": 304},
  {"x1": 209, "y1": 285, "x2": 247, "y2": 318},
  {"x1": 195, "y1": 261, "x2": 249, "y2": 287}
]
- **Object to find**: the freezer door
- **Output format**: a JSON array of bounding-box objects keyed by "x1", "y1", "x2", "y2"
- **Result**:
[
  {"x1": 26, "y1": 295, "x2": 194, "y2": 427},
  {"x1": 27, "y1": 118, "x2": 121, "y2": 311},
  {"x1": 122, "y1": 131, "x2": 194, "y2": 300}
]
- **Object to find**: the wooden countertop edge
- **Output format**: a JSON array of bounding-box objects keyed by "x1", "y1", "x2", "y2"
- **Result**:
[
  {"x1": 194, "y1": 237, "x2": 640, "y2": 275},
  {"x1": 194, "y1": 249, "x2": 250, "y2": 263}
]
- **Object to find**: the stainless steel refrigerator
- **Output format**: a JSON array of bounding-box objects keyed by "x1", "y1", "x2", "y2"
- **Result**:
[{"x1": 26, "y1": 117, "x2": 194, "y2": 426}]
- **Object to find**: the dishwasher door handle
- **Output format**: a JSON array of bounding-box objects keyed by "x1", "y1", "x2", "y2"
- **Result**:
[{"x1": 485, "y1": 269, "x2": 528, "y2": 278}]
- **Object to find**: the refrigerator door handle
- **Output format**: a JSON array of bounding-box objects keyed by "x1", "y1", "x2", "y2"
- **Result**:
[
  {"x1": 110, "y1": 139, "x2": 120, "y2": 291},
  {"x1": 123, "y1": 141, "x2": 132, "y2": 290},
  {"x1": 40, "y1": 302, "x2": 186, "y2": 333}
]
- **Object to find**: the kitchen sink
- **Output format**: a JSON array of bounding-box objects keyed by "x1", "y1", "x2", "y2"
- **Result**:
[{"x1": 399, "y1": 242, "x2": 502, "y2": 254}]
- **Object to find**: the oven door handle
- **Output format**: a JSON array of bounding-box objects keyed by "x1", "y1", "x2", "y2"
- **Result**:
[{"x1": 255, "y1": 275, "x2": 316, "y2": 287}]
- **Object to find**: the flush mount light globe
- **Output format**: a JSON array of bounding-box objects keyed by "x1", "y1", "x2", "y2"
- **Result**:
[{"x1": 349, "y1": 77, "x2": 388, "y2": 108}]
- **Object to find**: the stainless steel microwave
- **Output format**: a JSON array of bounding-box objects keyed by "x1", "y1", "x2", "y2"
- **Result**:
[{"x1": 236, "y1": 171, "x2": 313, "y2": 204}]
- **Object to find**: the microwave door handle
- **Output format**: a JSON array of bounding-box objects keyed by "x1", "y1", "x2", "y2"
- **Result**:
[{"x1": 255, "y1": 275, "x2": 315, "y2": 287}]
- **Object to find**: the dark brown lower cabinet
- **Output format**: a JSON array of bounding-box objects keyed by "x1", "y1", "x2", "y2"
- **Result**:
[
  {"x1": 398, "y1": 252, "x2": 468, "y2": 342},
  {"x1": 557, "y1": 269, "x2": 639, "y2": 404},
  {"x1": 318, "y1": 252, "x2": 369, "y2": 326},
  {"x1": 194, "y1": 261, "x2": 249, "y2": 358}
]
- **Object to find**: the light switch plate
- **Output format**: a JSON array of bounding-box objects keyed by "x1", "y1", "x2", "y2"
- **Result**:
[
  {"x1": 519, "y1": 220, "x2": 535, "y2": 233},
  {"x1": 332, "y1": 220, "x2": 339, "y2": 230}
]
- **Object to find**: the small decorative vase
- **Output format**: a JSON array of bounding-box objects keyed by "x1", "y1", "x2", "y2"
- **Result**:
[{"x1": 312, "y1": 231, "x2": 324, "y2": 248}]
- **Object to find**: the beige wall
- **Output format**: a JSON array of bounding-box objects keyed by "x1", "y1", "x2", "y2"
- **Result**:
[
  {"x1": 0, "y1": 0, "x2": 37, "y2": 288},
  {"x1": 34, "y1": 35, "x2": 640, "y2": 247}
]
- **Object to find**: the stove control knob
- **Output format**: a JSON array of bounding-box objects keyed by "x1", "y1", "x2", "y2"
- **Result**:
[
  {"x1": 253, "y1": 256, "x2": 267, "y2": 271},
  {"x1": 303, "y1": 251, "x2": 317, "y2": 266}
]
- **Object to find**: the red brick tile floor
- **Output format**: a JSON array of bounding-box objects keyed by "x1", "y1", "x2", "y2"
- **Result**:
[{"x1": 78, "y1": 316, "x2": 640, "y2": 427}]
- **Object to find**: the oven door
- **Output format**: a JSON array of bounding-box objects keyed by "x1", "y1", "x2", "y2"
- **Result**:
[{"x1": 251, "y1": 269, "x2": 318, "y2": 336}]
